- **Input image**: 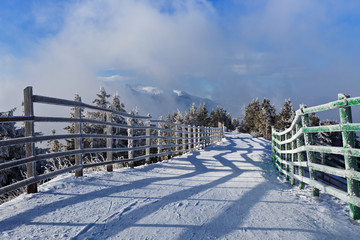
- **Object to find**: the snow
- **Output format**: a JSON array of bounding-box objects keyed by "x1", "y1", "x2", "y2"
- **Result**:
[
  {"x1": 134, "y1": 86, "x2": 164, "y2": 95},
  {"x1": 173, "y1": 90, "x2": 184, "y2": 97},
  {"x1": 0, "y1": 132, "x2": 359, "y2": 239}
]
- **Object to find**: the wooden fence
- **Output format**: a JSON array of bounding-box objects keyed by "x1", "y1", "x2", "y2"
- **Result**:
[
  {"x1": 0, "y1": 87, "x2": 223, "y2": 197},
  {"x1": 272, "y1": 93, "x2": 360, "y2": 220}
]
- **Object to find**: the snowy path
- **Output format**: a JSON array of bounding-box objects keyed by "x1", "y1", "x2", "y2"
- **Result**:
[{"x1": 0, "y1": 133, "x2": 359, "y2": 240}]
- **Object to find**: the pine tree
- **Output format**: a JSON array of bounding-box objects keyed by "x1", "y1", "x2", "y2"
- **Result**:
[
  {"x1": 48, "y1": 129, "x2": 63, "y2": 153},
  {"x1": 171, "y1": 109, "x2": 184, "y2": 124},
  {"x1": 64, "y1": 94, "x2": 84, "y2": 151},
  {"x1": 239, "y1": 98, "x2": 260, "y2": 134},
  {"x1": 197, "y1": 103, "x2": 209, "y2": 127},
  {"x1": 276, "y1": 99, "x2": 295, "y2": 130},
  {"x1": 258, "y1": 98, "x2": 276, "y2": 139},
  {"x1": 225, "y1": 112, "x2": 233, "y2": 130},
  {"x1": 93, "y1": 87, "x2": 111, "y2": 109},
  {"x1": 309, "y1": 113, "x2": 320, "y2": 126},
  {"x1": 43, "y1": 129, "x2": 73, "y2": 171},
  {"x1": 86, "y1": 87, "x2": 111, "y2": 148},
  {"x1": 208, "y1": 109, "x2": 216, "y2": 127},
  {"x1": 0, "y1": 108, "x2": 26, "y2": 190},
  {"x1": 111, "y1": 93, "x2": 127, "y2": 152},
  {"x1": 314, "y1": 120, "x2": 342, "y2": 146},
  {"x1": 231, "y1": 118, "x2": 240, "y2": 130},
  {"x1": 188, "y1": 103, "x2": 198, "y2": 126}
]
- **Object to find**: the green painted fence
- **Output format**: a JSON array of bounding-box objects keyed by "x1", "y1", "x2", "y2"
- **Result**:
[{"x1": 272, "y1": 93, "x2": 360, "y2": 220}]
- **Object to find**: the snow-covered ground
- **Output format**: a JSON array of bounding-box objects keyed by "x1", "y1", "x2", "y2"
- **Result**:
[{"x1": 0, "y1": 132, "x2": 359, "y2": 240}]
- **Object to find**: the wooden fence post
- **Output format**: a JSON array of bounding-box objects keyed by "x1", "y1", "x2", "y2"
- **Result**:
[
  {"x1": 195, "y1": 127, "x2": 199, "y2": 150},
  {"x1": 185, "y1": 126, "x2": 189, "y2": 152},
  {"x1": 296, "y1": 122, "x2": 305, "y2": 189},
  {"x1": 145, "y1": 117, "x2": 151, "y2": 164},
  {"x1": 208, "y1": 127, "x2": 211, "y2": 145},
  {"x1": 301, "y1": 104, "x2": 319, "y2": 197},
  {"x1": 280, "y1": 135, "x2": 284, "y2": 176},
  {"x1": 192, "y1": 126, "x2": 195, "y2": 150},
  {"x1": 285, "y1": 133, "x2": 290, "y2": 182},
  {"x1": 201, "y1": 126, "x2": 205, "y2": 149},
  {"x1": 24, "y1": 86, "x2": 37, "y2": 193},
  {"x1": 106, "y1": 111, "x2": 113, "y2": 172},
  {"x1": 208, "y1": 127, "x2": 212, "y2": 145},
  {"x1": 320, "y1": 152, "x2": 325, "y2": 179},
  {"x1": 175, "y1": 123, "x2": 180, "y2": 155},
  {"x1": 182, "y1": 125, "x2": 186, "y2": 154},
  {"x1": 188, "y1": 126, "x2": 192, "y2": 151},
  {"x1": 204, "y1": 127, "x2": 208, "y2": 148},
  {"x1": 199, "y1": 127, "x2": 202, "y2": 149},
  {"x1": 271, "y1": 126, "x2": 275, "y2": 164},
  {"x1": 127, "y1": 117, "x2": 134, "y2": 168},
  {"x1": 158, "y1": 121, "x2": 163, "y2": 162},
  {"x1": 74, "y1": 94, "x2": 83, "y2": 177},
  {"x1": 338, "y1": 93, "x2": 360, "y2": 220},
  {"x1": 221, "y1": 123, "x2": 224, "y2": 140},
  {"x1": 291, "y1": 129, "x2": 296, "y2": 185},
  {"x1": 167, "y1": 123, "x2": 172, "y2": 159}
]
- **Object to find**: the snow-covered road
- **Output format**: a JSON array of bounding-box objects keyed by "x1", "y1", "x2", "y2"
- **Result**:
[{"x1": 0, "y1": 133, "x2": 359, "y2": 239}]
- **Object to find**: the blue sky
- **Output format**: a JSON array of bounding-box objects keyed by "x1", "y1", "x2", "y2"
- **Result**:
[{"x1": 1, "y1": 0, "x2": 360, "y2": 118}]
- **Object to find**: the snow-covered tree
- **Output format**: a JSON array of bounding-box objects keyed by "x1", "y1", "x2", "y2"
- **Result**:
[
  {"x1": 239, "y1": 98, "x2": 260, "y2": 134},
  {"x1": 111, "y1": 93, "x2": 127, "y2": 153},
  {"x1": 43, "y1": 129, "x2": 73, "y2": 172},
  {"x1": 314, "y1": 120, "x2": 342, "y2": 146},
  {"x1": 93, "y1": 87, "x2": 111, "y2": 109},
  {"x1": 276, "y1": 99, "x2": 295, "y2": 130},
  {"x1": 171, "y1": 109, "x2": 184, "y2": 124},
  {"x1": 187, "y1": 103, "x2": 198, "y2": 126},
  {"x1": 197, "y1": 103, "x2": 209, "y2": 127},
  {"x1": 85, "y1": 87, "x2": 112, "y2": 149},
  {"x1": 258, "y1": 98, "x2": 276, "y2": 139},
  {"x1": 309, "y1": 113, "x2": 320, "y2": 126},
  {"x1": 48, "y1": 129, "x2": 63, "y2": 153},
  {"x1": 0, "y1": 108, "x2": 26, "y2": 190},
  {"x1": 64, "y1": 94, "x2": 84, "y2": 151}
]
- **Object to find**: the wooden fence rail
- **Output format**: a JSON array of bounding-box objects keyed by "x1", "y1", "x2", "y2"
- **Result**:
[
  {"x1": 0, "y1": 87, "x2": 224, "y2": 197},
  {"x1": 272, "y1": 93, "x2": 360, "y2": 220}
]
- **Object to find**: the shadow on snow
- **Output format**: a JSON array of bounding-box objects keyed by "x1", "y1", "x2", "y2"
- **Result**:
[{"x1": 0, "y1": 134, "x2": 338, "y2": 239}]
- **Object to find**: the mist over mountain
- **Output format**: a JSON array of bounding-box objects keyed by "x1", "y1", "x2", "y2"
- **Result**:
[{"x1": 106, "y1": 83, "x2": 218, "y2": 118}]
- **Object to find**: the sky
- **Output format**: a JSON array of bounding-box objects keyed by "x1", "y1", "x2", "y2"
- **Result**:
[{"x1": 1, "y1": 0, "x2": 360, "y2": 119}]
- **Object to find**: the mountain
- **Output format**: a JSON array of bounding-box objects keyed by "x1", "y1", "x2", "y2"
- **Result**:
[{"x1": 111, "y1": 84, "x2": 218, "y2": 118}]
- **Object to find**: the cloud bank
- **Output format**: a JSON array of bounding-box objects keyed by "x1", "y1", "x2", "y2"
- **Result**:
[{"x1": 1, "y1": 0, "x2": 360, "y2": 119}]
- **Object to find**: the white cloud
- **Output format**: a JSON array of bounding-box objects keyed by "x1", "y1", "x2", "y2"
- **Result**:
[
  {"x1": 1, "y1": 0, "x2": 360, "y2": 117},
  {"x1": 97, "y1": 75, "x2": 133, "y2": 82}
]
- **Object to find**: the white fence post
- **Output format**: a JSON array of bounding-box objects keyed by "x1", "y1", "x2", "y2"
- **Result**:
[
  {"x1": 182, "y1": 124, "x2": 186, "y2": 154},
  {"x1": 175, "y1": 122, "x2": 180, "y2": 155},
  {"x1": 145, "y1": 117, "x2": 151, "y2": 164},
  {"x1": 167, "y1": 123, "x2": 172, "y2": 159},
  {"x1": 188, "y1": 126, "x2": 192, "y2": 152},
  {"x1": 106, "y1": 111, "x2": 113, "y2": 172},
  {"x1": 127, "y1": 117, "x2": 134, "y2": 168},
  {"x1": 157, "y1": 121, "x2": 163, "y2": 162}
]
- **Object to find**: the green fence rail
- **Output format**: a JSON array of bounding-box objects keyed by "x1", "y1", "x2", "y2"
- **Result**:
[{"x1": 272, "y1": 93, "x2": 360, "y2": 220}]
